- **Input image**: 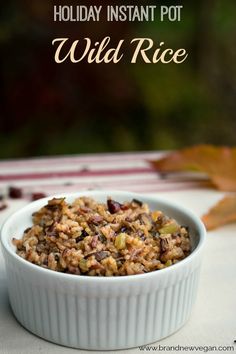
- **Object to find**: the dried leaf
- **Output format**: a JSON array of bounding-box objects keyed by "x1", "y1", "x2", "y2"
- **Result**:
[
  {"x1": 202, "y1": 196, "x2": 236, "y2": 230},
  {"x1": 151, "y1": 145, "x2": 236, "y2": 191}
]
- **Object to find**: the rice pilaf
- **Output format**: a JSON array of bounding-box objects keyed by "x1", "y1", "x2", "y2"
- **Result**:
[{"x1": 13, "y1": 196, "x2": 191, "y2": 276}]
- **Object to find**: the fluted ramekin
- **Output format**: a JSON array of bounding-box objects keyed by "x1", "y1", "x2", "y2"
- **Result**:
[{"x1": 1, "y1": 191, "x2": 206, "y2": 350}]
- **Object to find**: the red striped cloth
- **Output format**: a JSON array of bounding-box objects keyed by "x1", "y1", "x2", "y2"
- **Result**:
[{"x1": 0, "y1": 151, "x2": 211, "y2": 195}]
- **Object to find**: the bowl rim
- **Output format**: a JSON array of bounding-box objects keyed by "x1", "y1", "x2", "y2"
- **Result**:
[{"x1": 0, "y1": 190, "x2": 206, "y2": 283}]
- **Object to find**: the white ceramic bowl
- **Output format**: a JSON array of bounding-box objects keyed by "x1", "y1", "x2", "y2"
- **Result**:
[{"x1": 1, "y1": 191, "x2": 206, "y2": 350}]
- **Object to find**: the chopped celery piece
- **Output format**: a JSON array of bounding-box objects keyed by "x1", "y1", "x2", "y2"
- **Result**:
[
  {"x1": 165, "y1": 260, "x2": 172, "y2": 267},
  {"x1": 159, "y1": 221, "x2": 179, "y2": 234},
  {"x1": 79, "y1": 259, "x2": 88, "y2": 272},
  {"x1": 115, "y1": 233, "x2": 126, "y2": 250}
]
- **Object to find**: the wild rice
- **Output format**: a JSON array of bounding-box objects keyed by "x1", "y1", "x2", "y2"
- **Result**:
[{"x1": 12, "y1": 196, "x2": 191, "y2": 276}]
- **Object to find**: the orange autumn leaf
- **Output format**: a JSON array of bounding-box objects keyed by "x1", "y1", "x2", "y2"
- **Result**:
[
  {"x1": 151, "y1": 145, "x2": 236, "y2": 191},
  {"x1": 202, "y1": 196, "x2": 236, "y2": 230}
]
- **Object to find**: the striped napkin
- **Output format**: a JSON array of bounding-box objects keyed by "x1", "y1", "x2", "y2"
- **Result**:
[{"x1": 0, "y1": 152, "x2": 211, "y2": 197}]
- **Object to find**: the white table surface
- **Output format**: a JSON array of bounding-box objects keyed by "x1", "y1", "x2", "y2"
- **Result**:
[{"x1": 0, "y1": 189, "x2": 236, "y2": 354}]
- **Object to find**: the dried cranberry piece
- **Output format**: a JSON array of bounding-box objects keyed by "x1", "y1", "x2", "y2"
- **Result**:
[
  {"x1": 0, "y1": 203, "x2": 7, "y2": 211},
  {"x1": 67, "y1": 266, "x2": 81, "y2": 275},
  {"x1": 120, "y1": 204, "x2": 129, "y2": 211},
  {"x1": 107, "y1": 199, "x2": 122, "y2": 214},
  {"x1": 88, "y1": 215, "x2": 103, "y2": 225},
  {"x1": 31, "y1": 193, "x2": 46, "y2": 201},
  {"x1": 91, "y1": 235, "x2": 98, "y2": 248},
  {"x1": 9, "y1": 186, "x2": 23, "y2": 199}
]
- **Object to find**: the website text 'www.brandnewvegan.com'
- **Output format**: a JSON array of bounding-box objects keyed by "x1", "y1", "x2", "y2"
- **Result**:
[{"x1": 138, "y1": 344, "x2": 235, "y2": 353}]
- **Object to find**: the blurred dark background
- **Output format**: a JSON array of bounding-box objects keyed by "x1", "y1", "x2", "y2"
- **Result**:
[{"x1": 1, "y1": 0, "x2": 236, "y2": 159}]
